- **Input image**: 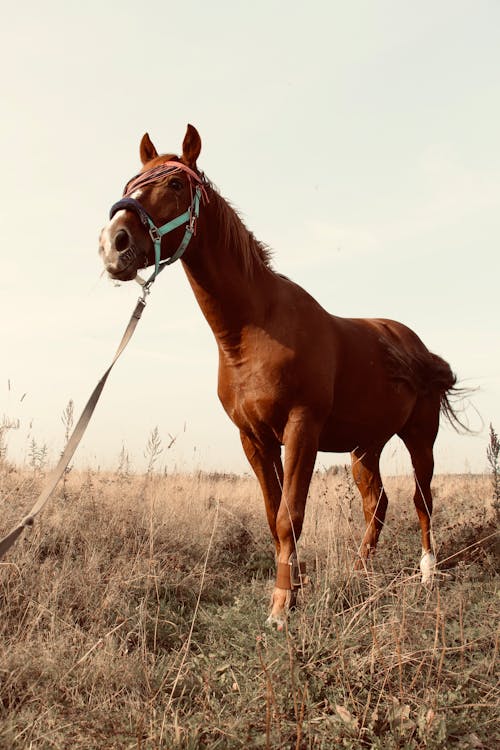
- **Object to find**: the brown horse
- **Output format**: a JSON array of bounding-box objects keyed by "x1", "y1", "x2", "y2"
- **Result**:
[{"x1": 99, "y1": 125, "x2": 462, "y2": 628}]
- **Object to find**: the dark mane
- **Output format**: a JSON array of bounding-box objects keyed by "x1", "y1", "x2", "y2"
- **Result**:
[{"x1": 204, "y1": 179, "x2": 273, "y2": 276}]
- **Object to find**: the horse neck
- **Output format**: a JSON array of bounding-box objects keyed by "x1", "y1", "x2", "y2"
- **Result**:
[{"x1": 181, "y1": 189, "x2": 272, "y2": 348}]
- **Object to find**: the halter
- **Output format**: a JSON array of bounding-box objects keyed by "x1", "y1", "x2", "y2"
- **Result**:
[{"x1": 109, "y1": 161, "x2": 208, "y2": 292}]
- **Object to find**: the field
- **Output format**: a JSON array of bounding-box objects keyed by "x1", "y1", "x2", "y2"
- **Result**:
[{"x1": 0, "y1": 463, "x2": 498, "y2": 749}]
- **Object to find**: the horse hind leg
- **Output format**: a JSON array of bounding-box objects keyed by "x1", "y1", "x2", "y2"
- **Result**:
[
  {"x1": 399, "y1": 398, "x2": 440, "y2": 584},
  {"x1": 351, "y1": 447, "x2": 389, "y2": 566}
]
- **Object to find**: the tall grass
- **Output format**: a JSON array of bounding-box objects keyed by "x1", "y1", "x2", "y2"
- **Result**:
[
  {"x1": 0, "y1": 461, "x2": 498, "y2": 749},
  {"x1": 487, "y1": 423, "x2": 500, "y2": 519}
]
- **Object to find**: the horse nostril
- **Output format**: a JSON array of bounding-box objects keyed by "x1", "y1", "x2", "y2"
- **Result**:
[{"x1": 114, "y1": 228, "x2": 131, "y2": 253}]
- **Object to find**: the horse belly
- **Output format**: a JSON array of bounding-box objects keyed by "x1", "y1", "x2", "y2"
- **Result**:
[{"x1": 318, "y1": 380, "x2": 416, "y2": 452}]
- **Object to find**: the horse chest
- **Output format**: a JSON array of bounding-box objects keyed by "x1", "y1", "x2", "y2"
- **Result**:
[{"x1": 217, "y1": 356, "x2": 291, "y2": 434}]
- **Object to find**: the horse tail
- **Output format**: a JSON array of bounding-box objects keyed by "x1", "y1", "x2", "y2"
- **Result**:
[
  {"x1": 427, "y1": 352, "x2": 472, "y2": 433},
  {"x1": 382, "y1": 333, "x2": 473, "y2": 433}
]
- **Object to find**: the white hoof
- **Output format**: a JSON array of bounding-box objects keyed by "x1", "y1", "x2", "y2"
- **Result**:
[
  {"x1": 265, "y1": 613, "x2": 286, "y2": 631},
  {"x1": 420, "y1": 550, "x2": 436, "y2": 585}
]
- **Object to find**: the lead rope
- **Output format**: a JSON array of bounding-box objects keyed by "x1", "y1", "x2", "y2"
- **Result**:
[
  {"x1": 0, "y1": 293, "x2": 148, "y2": 560},
  {"x1": 1, "y1": 164, "x2": 207, "y2": 560}
]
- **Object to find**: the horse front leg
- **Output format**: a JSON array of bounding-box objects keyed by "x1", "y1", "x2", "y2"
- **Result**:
[
  {"x1": 239, "y1": 431, "x2": 283, "y2": 555},
  {"x1": 267, "y1": 414, "x2": 319, "y2": 630}
]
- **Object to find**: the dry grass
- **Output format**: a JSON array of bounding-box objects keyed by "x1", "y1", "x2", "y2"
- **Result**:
[{"x1": 0, "y1": 465, "x2": 498, "y2": 749}]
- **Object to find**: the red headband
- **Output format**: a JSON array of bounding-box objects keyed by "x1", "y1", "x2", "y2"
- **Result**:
[{"x1": 124, "y1": 160, "x2": 208, "y2": 201}]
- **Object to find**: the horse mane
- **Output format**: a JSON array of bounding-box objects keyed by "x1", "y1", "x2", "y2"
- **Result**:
[{"x1": 204, "y1": 178, "x2": 273, "y2": 276}]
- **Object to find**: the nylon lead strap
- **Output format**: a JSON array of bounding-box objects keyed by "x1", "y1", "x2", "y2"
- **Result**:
[{"x1": 0, "y1": 297, "x2": 147, "y2": 560}]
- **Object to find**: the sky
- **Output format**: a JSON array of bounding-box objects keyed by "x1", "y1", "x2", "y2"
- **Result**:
[{"x1": 1, "y1": 0, "x2": 499, "y2": 476}]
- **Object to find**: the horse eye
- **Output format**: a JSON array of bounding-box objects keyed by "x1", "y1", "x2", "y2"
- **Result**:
[{"x1": 169, "y1": 178, "x2": 183, "y2": 191}]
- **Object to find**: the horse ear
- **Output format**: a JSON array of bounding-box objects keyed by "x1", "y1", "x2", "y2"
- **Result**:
[
  {"x1": 140, "y1": 133, "x2": 158, "y2": 164},
  {"x1": 182, "y1": 124, "x2": 202, "y2": 168}
]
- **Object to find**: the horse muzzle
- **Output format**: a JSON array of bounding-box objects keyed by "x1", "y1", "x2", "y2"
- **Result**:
[{"x1": 99, "y1": 224, "x2": 144, "y2": 281}]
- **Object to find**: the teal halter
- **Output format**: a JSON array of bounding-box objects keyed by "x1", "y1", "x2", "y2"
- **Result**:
[
  {"x1": 140, "y1": 185, "x2": 202, "y2": 286},
  {"x1": 109, "y1": 161, "x2": 207, "y2": 291}
]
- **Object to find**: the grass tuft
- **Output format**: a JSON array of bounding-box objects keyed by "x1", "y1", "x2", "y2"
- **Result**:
[{"x1": 0, "y1": 467, "x2": 498, "y2": 749}]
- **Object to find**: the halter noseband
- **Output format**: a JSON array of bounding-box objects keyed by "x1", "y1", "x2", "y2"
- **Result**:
[{"x1": 109, "y1": 161, "x2": 208, "y2": 291}]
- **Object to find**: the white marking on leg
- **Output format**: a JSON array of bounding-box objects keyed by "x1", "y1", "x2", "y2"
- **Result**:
[{"x1": 420, "y1": 549, "x2": 436, "y2": 585}]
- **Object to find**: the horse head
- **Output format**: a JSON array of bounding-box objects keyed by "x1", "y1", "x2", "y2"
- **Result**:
[{"x1": 99, "y1": 125, "x2": 205, "y2": 283}]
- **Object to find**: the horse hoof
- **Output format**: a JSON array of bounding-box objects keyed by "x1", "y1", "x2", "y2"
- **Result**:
[
  {"x1": 420, "y1": 551, "x2": 436, "y2": 585},
  {"x1": 265, "y1": 586, "x2": 291, "y2": 631},
  {"x1": 353, "y1": 556, "x2": 371, "y2": 574},
  {"x1": 265, "y1": 613, "x2": 286, "y2": 631}
]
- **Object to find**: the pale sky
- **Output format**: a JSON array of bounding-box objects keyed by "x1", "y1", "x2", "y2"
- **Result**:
[{"x1": 1, "y1": 1, "x2": 498, "y2": 476}]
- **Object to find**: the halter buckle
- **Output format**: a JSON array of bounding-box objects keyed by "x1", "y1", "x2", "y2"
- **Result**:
[
  {"x1": 149, "y1": 226, "x2": 161, "y2": 243},
  {"x1": 188, "y1": 212, "x2": 197, "y2": 235}
]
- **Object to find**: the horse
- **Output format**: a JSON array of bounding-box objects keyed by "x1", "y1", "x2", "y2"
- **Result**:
[{"x1": 99, "y1": 124, "x2": 463, "y2": 629}]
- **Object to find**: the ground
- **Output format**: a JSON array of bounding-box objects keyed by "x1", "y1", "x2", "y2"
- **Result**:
[{"x1": 0, "y1": 466, "x2": 498, "y2": 749}]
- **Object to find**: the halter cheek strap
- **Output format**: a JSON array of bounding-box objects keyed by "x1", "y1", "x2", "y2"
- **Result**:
[
  {"x1": 108, "y1": 161, "x2": 207, "y2": 292},
  {"x1": 109, "y1": 187, "x2": 202, "y2": 289}
]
